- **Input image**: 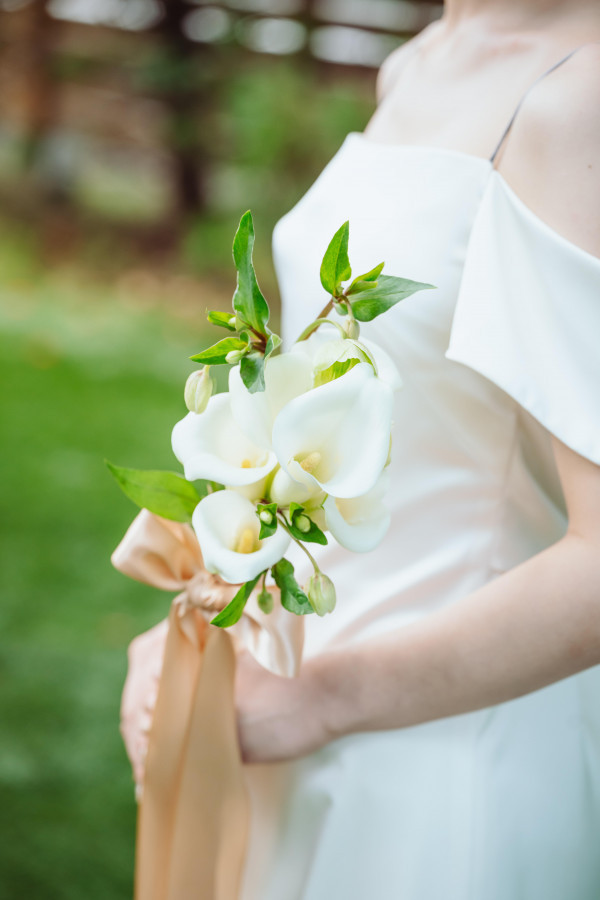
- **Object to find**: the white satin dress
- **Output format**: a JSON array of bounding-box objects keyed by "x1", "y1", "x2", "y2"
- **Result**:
[{"x1": 240, "y1": 66, "x2": 600, "y2": 900}]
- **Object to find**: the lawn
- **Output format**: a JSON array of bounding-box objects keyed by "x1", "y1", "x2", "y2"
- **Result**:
[{"x1": 0, "y1": 240, "x2": 230, "y2": 898}]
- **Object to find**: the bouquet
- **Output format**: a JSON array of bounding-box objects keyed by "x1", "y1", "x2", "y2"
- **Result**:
[
  {"x1": 108, "y1": 212, "x2": 432, "y2": 900},
  {"x1": 109, "y1": 211, "x2": 432, "y2": 624}
]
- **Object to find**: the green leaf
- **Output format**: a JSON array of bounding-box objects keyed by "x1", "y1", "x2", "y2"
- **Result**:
[
  {"x1": 193, "y1": 479, "x2": 223, "y2": 498},
  {"x1": 264, "y1": 332, "x2": 282, "y2": 361},
  {"x1": 256, "y1": 502, "x2": 278, "y2": 539},
  {"x1": 272, "y1": 559, "x2": 314, "y2": 616},
  {"x1": 210, "y1": 572, "x2": 263, "y2": 628},
  {"x1": 240, "y1": 352, "x2": 265, "y2": 393},
  {"x1": 190, "y1": 336, "x2": 247, "y2": 365},
  {"x1": 313, "y1": 356, "x2": 360, "y2": 388},
  {"x1": 320, "y1": 221, "x2": 351, "y2": 296},
  {"x1": 106, "y1": 462, "x2": 200, "y2": 522},
  {"x1": 232, "y1": 211, "x2": 270, "y2": 335},
  {"x1": 207, "y1": 310, "x2": 237, "y2": 331},
  {"x1": 347, "y1": 261, "x2": 385, "y2": 294},
  {"x1": 286, "y1": 504, "x2": 328, "y2": 545},
  {"x1": 349, "y1": 275, "x2": 436, "y2": 322}
]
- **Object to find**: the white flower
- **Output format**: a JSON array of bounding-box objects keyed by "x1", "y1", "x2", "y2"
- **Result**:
[
  {"x1": 323, "y1": 470, "x2": 391, "y2": 552},
  {"x1": 192, "y1": 489, "x2": 290, "y2": 583},
  {"x1": 269, "y1": 466, "x2": 325, "y2": 507},
  {"x1": 312, "y1": 337, "x2": 372, "y2": 380},
  {"x1": 292, "y1": 329, "x2": 402, "y2": 391},
  {"x1": 228, "y1": 352, "x2": 313, "y2": 450},
  {"x1": 272, "y1": 362, "x2": 393, "y2": 499},
  {"x1": 172, "y1": 393, "x2": 277, "y2": 486},
  {"x1": 361, "y1": 337, "x2": 402, "y2": 391}
]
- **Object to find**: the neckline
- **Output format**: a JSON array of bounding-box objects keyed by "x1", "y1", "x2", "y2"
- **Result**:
[
  {"x1": 345, "y1": 131, "x2": 600, "y2": 263},
  {"x1": 346, "y1": 131, "x2": 493, "y2": 168}
]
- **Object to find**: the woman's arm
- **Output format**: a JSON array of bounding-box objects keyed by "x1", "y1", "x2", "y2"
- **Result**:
[
  {"x1": 236, "y1": 437, "x2": 600, "y2": 762},
  {"x1": 313, "y1": 439, "x2": 600, "y2": 735}
]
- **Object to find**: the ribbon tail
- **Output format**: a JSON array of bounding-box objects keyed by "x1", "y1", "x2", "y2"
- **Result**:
[{"x1": 135, "y1": 602, "x2": 250, "y2": 900}]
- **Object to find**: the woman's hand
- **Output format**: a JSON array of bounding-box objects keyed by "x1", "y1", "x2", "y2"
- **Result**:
[
  {"x1": 235, "y1": 648, "x2": 330, "y2": 764},
  {"x1": 120, "y1": 618, "x2": 168, "y2": 794}
]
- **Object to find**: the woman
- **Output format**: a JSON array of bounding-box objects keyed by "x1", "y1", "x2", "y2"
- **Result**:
[{"x1": 123, "y1": 1, "x2": 600, "y2": 897}]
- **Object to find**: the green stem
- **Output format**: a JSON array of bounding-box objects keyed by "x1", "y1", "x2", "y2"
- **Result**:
[
  {"x1": 317, "y1": 297, "x2": 335, "y2": 319},
  {"x1": 277, "y1": 513, "x2": 320, "y2": 572},
  {"x1": 296, "y1": 317, "x2": 346, "y2": 342}
]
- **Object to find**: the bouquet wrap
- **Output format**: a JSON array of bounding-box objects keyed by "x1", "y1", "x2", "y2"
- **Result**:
[{"x1": 112, "y1": 510, "x2": 303, "y2": 900}]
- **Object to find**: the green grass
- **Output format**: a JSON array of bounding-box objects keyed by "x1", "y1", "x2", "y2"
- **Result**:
[{"x1": 0, "y1": 263, "x2": 219, "y2": 898}]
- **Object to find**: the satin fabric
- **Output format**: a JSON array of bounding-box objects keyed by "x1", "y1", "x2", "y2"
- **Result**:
[
  {"x1": 240, "y1": 135, "x2": 600, "y2": 899},
  {"x1": 112, "y1": 511, "x2": 303, "y2": 900}
]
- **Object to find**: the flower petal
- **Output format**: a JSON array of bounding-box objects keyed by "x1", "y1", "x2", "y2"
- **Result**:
[
  {"x1": 272, "y1": 362, "x2": 393, "y2": 498},
  {"x1": 192, "y1": 490, "x2": 290, "y2": 583},
  {"x1": 291, "y1": 328, "x2": 402, "y2": 392},
  {"x1": 228, "y1": 353, "x2": 313, "y2": 450},
  {"x1": 323, "y1": 470, "x2": 391, "y2": 552},
  {"x1": 172, "y1": 394, "x2": 277, "y2": 485},
  {"x1": 269, "y1": 466, "x2": 325, "y2": 507},
  {"x1": 360, "y1": 338, "x2": 403, "y2": 391}
]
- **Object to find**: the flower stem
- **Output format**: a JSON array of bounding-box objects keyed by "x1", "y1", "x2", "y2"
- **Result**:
[
  {"x1": 277, "y1": 513, "x2": 320, "y2": 572},
  {"x1": 296, "y1": 317, "x2": 346, "y2": 342}
]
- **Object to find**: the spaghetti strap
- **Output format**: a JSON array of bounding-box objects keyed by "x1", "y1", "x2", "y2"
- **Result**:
[{"x1": 489, "y1": 44, "x2": 591, "y2": 165}]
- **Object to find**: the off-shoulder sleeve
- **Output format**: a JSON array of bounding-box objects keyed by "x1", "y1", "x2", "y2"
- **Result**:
[{"x1": 445, "y1": 171, "x2": 600, "y2": 464}]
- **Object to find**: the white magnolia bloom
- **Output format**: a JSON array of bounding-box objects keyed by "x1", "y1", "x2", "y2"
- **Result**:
[
  {"x1": 272, "y1": 362, "x2": 393, "y2": 499},
  {"x1": 323, "y1": 470, "x2": 391, "y2": 552},
  {"x1": 192, "y1": 489, "x2": 290, "y2": 583},
  {"x1": 228, "y1": 353, "x2": 313, "y2": 450},
  {"x1": 172, "y1": 393, "x2": 277, "y2": 486}
]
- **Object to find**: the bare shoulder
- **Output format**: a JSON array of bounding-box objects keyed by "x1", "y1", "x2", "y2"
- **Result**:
[
  {"x1": 500, "y1": 43, "x2": 600, "y2": 256},
  {"x1": 375, "y1": 24, "x2": 438, "y2": 103},
  {"x1": 533, "y1": 44, "x2": 600, "y2": 150},
  {"x1": 375, "y1": 43, "x2": 413, "y2": 103}
]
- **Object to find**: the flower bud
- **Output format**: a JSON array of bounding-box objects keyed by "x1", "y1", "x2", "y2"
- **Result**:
[
  {"x1": 225, "y1": 348, "x2": 246, "y2": 364},
  {"x1": 344, "y1": 318, "x2": 360, "y2": 340},
  {"x1": 294, "y1": 514, "x2": 311, "y2": 533},
  {"x1": 257, "y1": 587, "x2": 274, "y2": 614},
  {"x1": 259, "y1": 509, "x2": 273, "y2": 525},
  {"x1": 306, "y1": 572, "x2": 336, "y2": 617},
  {"x1": 184, "y1": 367, "x2": 213, "y2": 414},
  {"x1": 229, "y1": 315, "x2": 238, "y2": 329},
  {"x1": 333, "y1": 300, "x2": 348, "y2": 316}
]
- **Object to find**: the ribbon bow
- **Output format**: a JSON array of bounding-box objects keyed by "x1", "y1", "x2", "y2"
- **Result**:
[{"x1": 112, "y1": 509, "x2": 304, "y2": 900}]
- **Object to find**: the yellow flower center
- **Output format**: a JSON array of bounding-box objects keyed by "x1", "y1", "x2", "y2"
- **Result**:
[
  {"x1": 235, "y1": 527, "x2": 258, "y2": 554},
  {"x1": 240, "y1": 459, "x2": 253, "y2": 468},
  {"x1": 299, "y1": 451, "x2": 321, "y2": 474}
]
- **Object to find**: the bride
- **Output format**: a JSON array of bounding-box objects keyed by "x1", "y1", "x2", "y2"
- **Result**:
[{"x1": 122, "y1": 0, "x2": 600, "y2": 897}]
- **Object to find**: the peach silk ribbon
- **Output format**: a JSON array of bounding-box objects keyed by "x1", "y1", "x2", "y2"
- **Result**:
[{"x1": 111, "y1": 509, "x2": 304, "y2": 900}]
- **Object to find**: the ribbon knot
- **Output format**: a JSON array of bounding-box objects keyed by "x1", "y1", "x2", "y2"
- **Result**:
[
  {"x1": 111, "y1": 508, "x2": 304, "y2": 900},
  {"x1": 176, "y1": 568, "x2": 232, "y2": 618}
]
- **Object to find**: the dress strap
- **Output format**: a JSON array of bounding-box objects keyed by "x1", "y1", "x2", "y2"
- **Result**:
[{"x1": 489, "y1": 44, "x2": 590, "y2": 166}]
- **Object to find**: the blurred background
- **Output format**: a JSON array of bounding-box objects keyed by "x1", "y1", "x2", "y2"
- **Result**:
[{"x1": 0, "y1": 1, "x2": 441, "y2": 896}]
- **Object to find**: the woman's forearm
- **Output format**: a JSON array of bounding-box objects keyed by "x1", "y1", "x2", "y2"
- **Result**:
[{"x1": 305, "y1": 533, "x2": 600, "y2": 740}]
